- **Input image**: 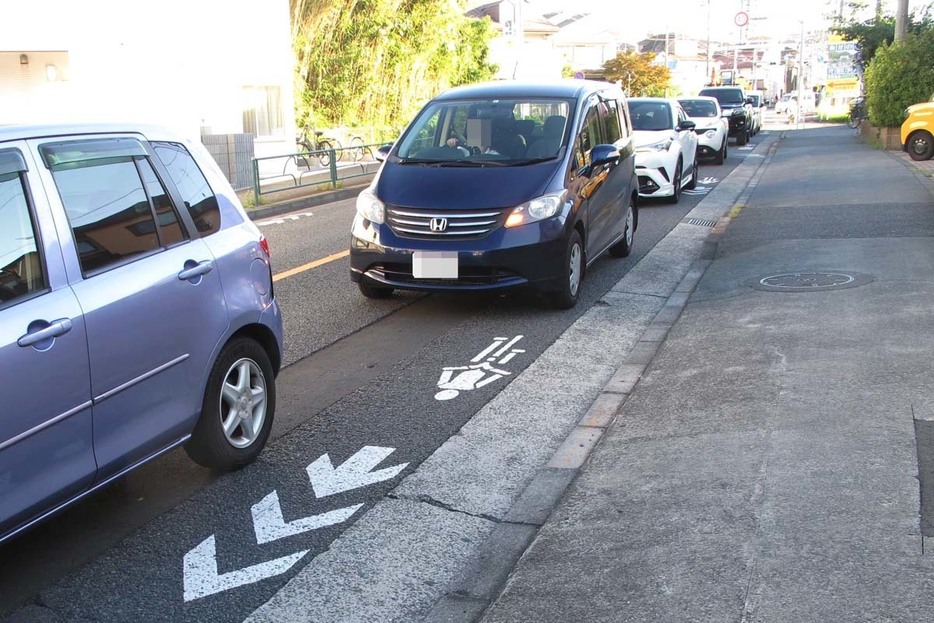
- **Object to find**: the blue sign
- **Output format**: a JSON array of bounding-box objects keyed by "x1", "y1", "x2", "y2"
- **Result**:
[{"x1": 574, "y1": 71, "x2": 585, "y2": 79}]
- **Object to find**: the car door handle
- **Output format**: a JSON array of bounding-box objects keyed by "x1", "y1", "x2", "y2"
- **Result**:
[
  {"x1": 18, "y1": 318, "x2": 73, "y2": 348},
  {"x1": 177, "y1": 260, "x2": 214, "y2": 281}
]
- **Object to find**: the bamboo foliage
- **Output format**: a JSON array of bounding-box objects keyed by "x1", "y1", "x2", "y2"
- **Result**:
[{"x1": 290, "y1": 0, "x2": 497, "y2": 138}]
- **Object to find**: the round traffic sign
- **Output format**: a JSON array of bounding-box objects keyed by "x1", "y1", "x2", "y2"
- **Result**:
[
  {"x1": 734, "y1": 11, "x2": 749, "y2": 27},
  {"x1": 574, "y1": 71, "x2": 585, "y2": 80}
]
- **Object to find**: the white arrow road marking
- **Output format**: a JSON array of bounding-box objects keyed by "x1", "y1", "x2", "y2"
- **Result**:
[
  {"x1": 700, "y1": 176, "x2": 719, "y2": 184},
  {"x1": 307, "y1": 446, "x2": 409, "y2": 498},
  {"x1": 251, "y1": 491, "x2": 363, "y2": 544},
  {"x1": 683, "y1": 188, "x2": 711, "y2": 195},
  {"x1": 183, "y1": 535, "x2": 308, "y2": 602}
]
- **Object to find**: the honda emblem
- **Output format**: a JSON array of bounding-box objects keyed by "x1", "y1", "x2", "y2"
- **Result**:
[{"x1": 429, "y1": 217, "x2": 448, "y2": 232}]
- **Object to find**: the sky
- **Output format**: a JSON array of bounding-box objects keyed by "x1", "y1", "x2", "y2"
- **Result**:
[{"x1": 525, "y1": 0, "x2": 901, "y2": 43}]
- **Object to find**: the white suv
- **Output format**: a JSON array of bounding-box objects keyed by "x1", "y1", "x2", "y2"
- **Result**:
[
  {"x1": 678, "y1": 96, "x2": 729, "y2": 165},
  {"x1": 628, "y1": 98, "x2": 699, "y2": 203}
]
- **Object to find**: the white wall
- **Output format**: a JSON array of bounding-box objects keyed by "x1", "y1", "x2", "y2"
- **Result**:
[{"x1": 0, "y1": 0, "x2": 294, "y2": 157}]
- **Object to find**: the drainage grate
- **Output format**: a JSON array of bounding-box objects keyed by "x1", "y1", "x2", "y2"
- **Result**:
[
  {"x1": 685, "y1": 218, "x2": 718, "y2": 228},
  {"x1": 746, "y1": 271, "x2": 874, "y2": 292}
]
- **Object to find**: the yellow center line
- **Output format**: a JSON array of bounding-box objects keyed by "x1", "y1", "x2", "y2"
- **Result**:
[{"x1": 273, "y1": 250, "x2": 350, "y2": 282}]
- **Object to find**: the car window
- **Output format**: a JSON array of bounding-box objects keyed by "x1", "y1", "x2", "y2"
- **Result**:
[
  {"x1": 629, "y1": 101, "x2": 673, "y2": 131},
  {"x1": 679, "y1": 100, "x2": 718, "y2": 118},
  {"x1": 43, "y1": 141, "x2": 185, "y2": 276},
  {"x1": 395, "y1": 98, "x2": 571, "y2": 162},
  {"x1": 153, "y1": 142, "x2": 221, "y2": 236},
  {"x1": 601, "y1": 98, "x2": 623, "y2": 144},
  {"x1": 699, "y1": 89, "x2": 744, "y2": 106},
  {"x1": 0, "y1": 156, "x2": 47, "y2": 308}
]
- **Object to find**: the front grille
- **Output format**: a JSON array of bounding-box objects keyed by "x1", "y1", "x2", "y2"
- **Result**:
[
  {"x1": 386, "y1": 206, "x2": 507, "y2": 240},
  {"x1": 371, "y1": 263, "x2": 521, "y2": 287}
]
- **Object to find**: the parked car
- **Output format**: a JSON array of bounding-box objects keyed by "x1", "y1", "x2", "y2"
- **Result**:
[
  {"x1": 350, "y1": 80, "x2": 639, "y2": 309},
  {"x1": 698, "y1": 86, "x2": 753, "y2": 145},
  {"x1": 901, "y1": 94, "x2": 934, "y2": 161},
  {"x1": 775, "y1": 93, "x2": 796, "y2": 115},
  {"x1": 628, "y1": 97, "x2": 699, "y2": 202},
  {"x1": 746, "y1": 91, "x2": 767, "y2": 135},
  {"x1": 0, "y1": 123, "x2": 283, "y2": 544},
  {"x1": 678, "y1": 96, "x2": 729, "y2": 165}
]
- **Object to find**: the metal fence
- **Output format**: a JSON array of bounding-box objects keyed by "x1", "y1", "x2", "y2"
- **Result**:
[{"x1": 251, "y1": 143, "x2": 384, "y2": 205}]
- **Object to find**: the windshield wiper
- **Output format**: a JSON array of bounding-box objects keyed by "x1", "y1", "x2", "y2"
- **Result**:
[{"x1": 507, "y1": 156, "x2": 556, "y2": 166}]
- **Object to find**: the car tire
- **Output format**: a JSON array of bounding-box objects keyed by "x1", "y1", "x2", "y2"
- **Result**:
[
  {"x1": 609, "y1": 197, "x2": 635, "y2": 258},
  {"x1": 737, "y1": 130, "x2": 748, "y2": 146},
  {"x1": 715, "y1": 138, "x2": 726, "y2": 165},
  {"x1": 185, "y1": 338, "x2": 276, "y2": 471},
  {"x1": 907, "y1": 130, "x2": 934, "y2": 161},
  {"x1": 686, "y1": 157, "x2": 698, "y2": 190},
  {"x1": 546, "y1": 229, "x2": 584, "y2": 309},
  {"x1": 358, "y1": 280, "x2": 395, "y2": 299},
  {"x1": 667, "y1": 160, "x2": 682, "y2": 204}
]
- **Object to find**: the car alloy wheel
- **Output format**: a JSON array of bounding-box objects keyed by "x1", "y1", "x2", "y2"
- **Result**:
[
  {"x1": 547, "y1": 229, "x2": 584, "y2": 309},
  {"x1": 609, "y1": 197, "x2": 635, "y2": 258},
  {"x1": 185, "y1": 338, "x2": 276, "y2": 470},
  {"x1": 908, "y1": 131, "x2": 934, "y2": 161}
]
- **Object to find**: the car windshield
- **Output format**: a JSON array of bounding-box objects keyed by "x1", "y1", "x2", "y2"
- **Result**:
[
  {"x1": 679, "y1": 99, "x2": 718, "y2": 118},
  {"x1": 629, "y1": 101, "x2": 672, "y2": 131},
  {"x1": 394, "y1": 97, "x2": 572, "y2": 164},
  {"x1": 700, "y1": 89, "x2": 744, "y2": 106}
]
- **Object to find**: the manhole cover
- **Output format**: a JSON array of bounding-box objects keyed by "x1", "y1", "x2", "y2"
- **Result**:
[{"x1": 747, "y1": 271, "x2": 874, "y2": 292}]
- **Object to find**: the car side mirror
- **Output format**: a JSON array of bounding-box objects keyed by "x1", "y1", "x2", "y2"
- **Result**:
[
  {"x1": 745, "y1": 97, "x2": 754, "y2": 105},
  {"x1": 590, "y1": 144, "x2": 620, "y2": 169},
  {"x1": 375, "y1": 144, "x2": 393, "y2": 162},
  {"x1": 678, "y1": 120, "x2": 696, "y2": 131}
]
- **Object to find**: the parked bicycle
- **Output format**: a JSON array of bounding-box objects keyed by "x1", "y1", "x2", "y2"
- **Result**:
[
  {"x1": 348, "y1": 135, "x2": 372, "y2": 162},
  {"x1": 296, "y1": 128, "x2": 343, "y2": 168},
  {"x1": 847, "y1": 97, "x2": 867, "y2": 129}
]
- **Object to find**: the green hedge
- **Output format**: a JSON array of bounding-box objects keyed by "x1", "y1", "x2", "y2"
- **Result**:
[{"x1": 864, "y1": 28, "x2": 934, "y2": 127}]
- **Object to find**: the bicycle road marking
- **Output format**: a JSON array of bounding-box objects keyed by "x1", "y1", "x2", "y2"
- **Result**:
[{"x1": 272, "y1": 250, "x2": 350, "y2": 282}]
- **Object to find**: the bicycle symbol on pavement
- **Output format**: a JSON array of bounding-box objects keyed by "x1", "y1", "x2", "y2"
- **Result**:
[{"x1": 434, "y1": 336, "x2": 525, "y2": 400}]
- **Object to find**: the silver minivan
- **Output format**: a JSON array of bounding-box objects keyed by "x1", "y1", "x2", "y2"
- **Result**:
[{"x1": 0, "y1": 124, "x2": 283, "y2": 544}]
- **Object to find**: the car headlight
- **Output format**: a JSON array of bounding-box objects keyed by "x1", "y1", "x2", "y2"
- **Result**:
[
  {"x1": 505, "y1": 190, "x2": 567, "y2": 228},
  {"x1": 636, "y1": 138, "x2": 673, "y2": 153},
  {"x1": 355, "y1": 185, "x2": 385, "y2": 224},
  {"x1": 704, "y1": 129, "x2": 717, "y2": 139}
]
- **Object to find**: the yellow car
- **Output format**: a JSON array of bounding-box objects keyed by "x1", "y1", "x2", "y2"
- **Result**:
[{"x1": 901, "y1": 94, "x2": 934, "y2": 161}]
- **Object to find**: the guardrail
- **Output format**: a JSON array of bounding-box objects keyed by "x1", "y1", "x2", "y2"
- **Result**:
[{"x1": 251, "y1": 143, "x2": 383, "y2": 205}]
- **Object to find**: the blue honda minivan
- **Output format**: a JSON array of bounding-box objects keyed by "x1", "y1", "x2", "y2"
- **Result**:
[
  {"x1": 0, "y1": 124, "x2": 282, "y2": 544},
  {"x1": 350, "y1": 80, "x2": 639, "y2": 309}
]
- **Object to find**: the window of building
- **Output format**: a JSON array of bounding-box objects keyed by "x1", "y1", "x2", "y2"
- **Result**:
[{"x1": 242, "y1": 86, "x2": 284, "y2": 137}]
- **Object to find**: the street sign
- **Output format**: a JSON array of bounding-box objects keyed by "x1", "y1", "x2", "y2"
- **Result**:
[
  {"x1": 734, "y1": 11, "x2": 749, "y2": 27},
  {"x1": 574, "y1": 71, "x2": 585, "y2": 80}
]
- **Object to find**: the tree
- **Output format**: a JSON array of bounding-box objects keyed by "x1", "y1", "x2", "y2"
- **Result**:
[
  {"x1": 290, "y1": 0, "x2": 498, "y2": 137},
  {"x1": 602, "y1": 51, "x2": 671, "y2": 97},
  {"x1": 831, "y1": 3, "x2": 933, "y2": 69},
  {"x1": 863, "y1": 25, "x2": 934, "y2": 126}
]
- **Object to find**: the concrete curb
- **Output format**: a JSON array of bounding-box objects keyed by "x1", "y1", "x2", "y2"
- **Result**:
[{"x1": 423, "y1": 135, "x2": 783, "y2": 623}]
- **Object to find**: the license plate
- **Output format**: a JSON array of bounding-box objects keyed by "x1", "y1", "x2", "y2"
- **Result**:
[{"x1": 413, "y1": 251, "x2": 458, "y2": 279}]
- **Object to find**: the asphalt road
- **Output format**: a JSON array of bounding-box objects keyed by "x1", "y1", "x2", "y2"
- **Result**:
[{"x1": 0, "y1": 136, "x2": 754, "y2": 622}]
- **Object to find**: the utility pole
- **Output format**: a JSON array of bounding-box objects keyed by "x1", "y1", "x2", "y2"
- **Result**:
[
  {"x1": 895, "y1": 0, "x2": 910, "y2": 42},
  {"x1": 797, "y1": 19, "x2": 804, "y2": 129},
  {"x1": 705, "y1": 0, "x2": 711, "y2": 85}
]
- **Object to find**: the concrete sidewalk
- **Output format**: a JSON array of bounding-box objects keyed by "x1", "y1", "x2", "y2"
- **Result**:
[{"x1": 469, "y1": 127, "x2": 934, "y2": 621}]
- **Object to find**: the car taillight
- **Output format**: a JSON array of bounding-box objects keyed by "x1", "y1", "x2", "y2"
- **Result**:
[{"x1": 259, "y1": 235, "x2": 271, "y2": 260}]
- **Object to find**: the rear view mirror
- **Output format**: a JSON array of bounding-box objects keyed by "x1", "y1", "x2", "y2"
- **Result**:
[
  {"x1": 678, "y1": 119, "x2": 696, "y2": 131},
  {"x1": 590, "y1": 144, "x2": 620, "y2": 168}
]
